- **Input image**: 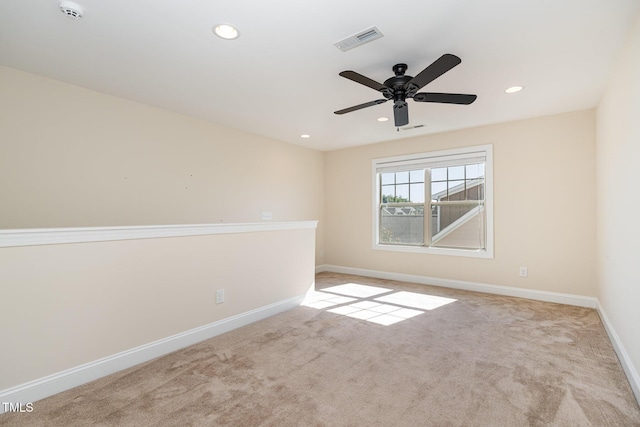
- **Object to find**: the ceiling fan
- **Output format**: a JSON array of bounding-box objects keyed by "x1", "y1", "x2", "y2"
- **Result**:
[{"x1": 334, "y1": 54, "x2": 477, "y2": 127}]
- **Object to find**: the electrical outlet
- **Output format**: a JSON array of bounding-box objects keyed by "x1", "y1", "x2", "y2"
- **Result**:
[
  {"x1": 261, "y1": 211, "x2": 272, "y2": 221},
  {"x1": 216, "y1": 289, "x2": 225, "y2": 304},
  {"x1": 519, "y1": 267, "x2": 528, "y2": 278}
]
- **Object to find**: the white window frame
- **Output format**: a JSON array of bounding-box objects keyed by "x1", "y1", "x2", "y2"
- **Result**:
[{"x1": 372, "y1": 144, "x2": 494, "y2": 259}]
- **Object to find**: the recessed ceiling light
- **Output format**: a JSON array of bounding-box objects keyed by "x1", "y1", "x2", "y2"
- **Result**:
[
  {"x1": 213, "y1": 24, "x2": 240, "y2": 40},
  {"x1": 300, "y1": 134, "x2": 310, "y2": 138},
  {"x1": 377, "y1": 117, "x2": 389, "y2": 122},
  {"x1": 505, "y1": 85, "x2": 524, "y2": 94}
]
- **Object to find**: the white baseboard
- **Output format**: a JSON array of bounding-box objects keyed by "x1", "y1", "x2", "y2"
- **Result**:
[
  {"x1": 596, "y1": 301, "x2": 640, "y2": 404},
  {"x1": 0, "y1": 294, "x2": 304, "y2": 414},
  {"x1": 316, "y1": 264, "x2": 597, "y2": 308}
]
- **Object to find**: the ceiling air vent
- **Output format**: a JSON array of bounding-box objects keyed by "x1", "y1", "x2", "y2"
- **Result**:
[{"x1": 334, "y1": 26, "x2": 384, "y2": 52}]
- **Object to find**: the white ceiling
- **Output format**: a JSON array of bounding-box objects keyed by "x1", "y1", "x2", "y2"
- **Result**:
[{"x1": 1, "y1": 1, "x2": 639, "y2": 151}]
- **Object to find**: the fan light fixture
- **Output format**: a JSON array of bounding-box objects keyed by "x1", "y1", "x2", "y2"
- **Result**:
[
  {"x1": 505, "y1": 85, "x2": 524, "y2": 94},
  {"x1": 213, "y1": 24, "x2": 240, "y2": 40}
]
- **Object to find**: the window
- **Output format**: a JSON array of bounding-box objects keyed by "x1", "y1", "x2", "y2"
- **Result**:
[{"x1": 372, "y1": 145, "x2": 493, "y2": 258}]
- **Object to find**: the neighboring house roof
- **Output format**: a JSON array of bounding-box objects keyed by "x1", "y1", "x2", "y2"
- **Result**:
[{"x1": 432, "y1": 178, "x2": 484, "y2": 201}]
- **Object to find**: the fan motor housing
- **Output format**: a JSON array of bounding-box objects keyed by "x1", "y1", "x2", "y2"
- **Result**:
[
  {"x1": 384, "y1": 75, "x2": 412, "y2": 89},
  {"x1": 384, "y1": 63, "x2": 413, "y2": 100}
]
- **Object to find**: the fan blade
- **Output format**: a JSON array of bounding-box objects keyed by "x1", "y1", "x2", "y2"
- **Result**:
[
  {"x1": 339, "y1": 71, "x2": 390, "y2": 94},
  {"x1": 405, "y1": 54, "x2": 462, "y2": 94},
  {"x1": 393, "y1": 102, "x2": 409, "y2": 127},
  {"x1": 413, "y1": 92, "x2": 477, "y2": 105},
  {"x1": 334, "y1": 99, "x2": 388, "y2": 115}
]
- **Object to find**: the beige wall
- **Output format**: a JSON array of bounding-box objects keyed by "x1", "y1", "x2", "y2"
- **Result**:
[
  {"x1": 0, "y1": 227, "x2": 316, "y2": 390},
  {"x1": 0, "y1": 66, "x2": 325, "y2": 263},
  {"x1": 596, "y1": 13, "x2": 640, "y2": 388},
  {"x1": 0, "y1": 69, "x2": 323, "y2": 393},
  {"x1": 325, "y1": 110, "x2": 597, "y2": 296}
]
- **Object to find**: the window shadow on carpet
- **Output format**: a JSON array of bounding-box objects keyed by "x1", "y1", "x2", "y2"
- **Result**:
[{"x1": 301, "y1": 282, "x2": 457, "y2": 326}]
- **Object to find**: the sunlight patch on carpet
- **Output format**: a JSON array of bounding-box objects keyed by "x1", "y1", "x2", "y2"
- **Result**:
[
  {"x1": 301, "y1": 291, "x2": 357, "y2": 309},
  {"x1": 303, "y1": 283, "x2": 457, "y2": 326},
  {"x1": 321, "y1": 283, "x2": 393, "y2": 298},
  {"x1": 328, "y1": 302, "x2": 424, "y2": 325},
  {"x1": 375, "y1": 291, "x2": 456, "y2": 311}
]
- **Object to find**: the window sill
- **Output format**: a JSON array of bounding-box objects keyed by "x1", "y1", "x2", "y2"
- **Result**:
[{"x1": 373, "y1": 243, "x2": 494, "y2": 259}]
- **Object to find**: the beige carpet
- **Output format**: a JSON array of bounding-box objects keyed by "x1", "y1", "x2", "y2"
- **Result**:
[{"x1": 2, "y1": 272, "x2": 639, "y2": 426}]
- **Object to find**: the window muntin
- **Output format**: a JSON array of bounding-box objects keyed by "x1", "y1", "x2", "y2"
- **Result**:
[
  {"x1": 380, "y1": 169, "x2": 425, "y2": 245},
  {"x1": 380, "y1": 169, "x2": 425, "y2": 203},
  {"x1": 373, "y1": 145, "x2": 493, "y2": 258}
]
